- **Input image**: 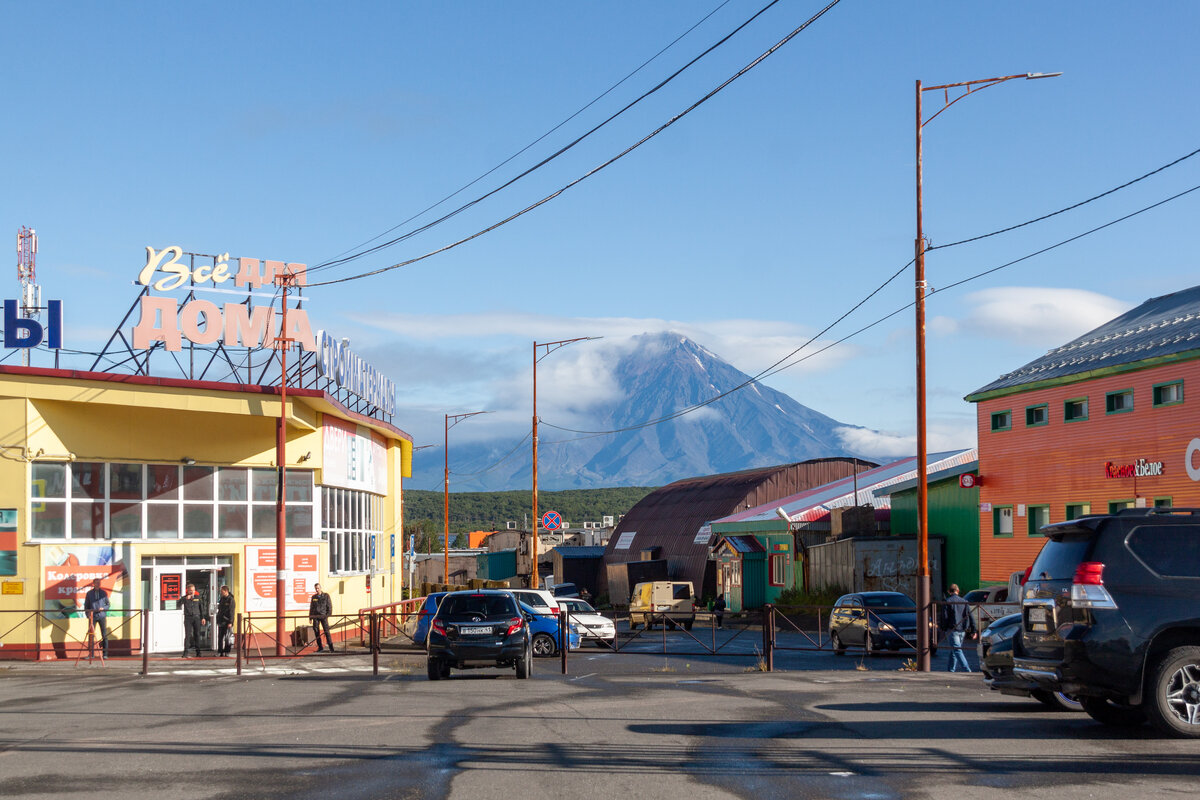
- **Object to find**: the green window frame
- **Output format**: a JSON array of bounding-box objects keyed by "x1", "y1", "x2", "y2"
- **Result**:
[
  {"x1": 1064, "y1": 397, "x2": 1089, "y2": 422},
  {"x1": 1108, "y1": 499, "x2": 1135, "y2": 514},
  {"x1": 1025, "y1": 404, "x2": 1048, "y2": 427},
  {"x1": 1027, "y1": 505, "x2": 1050, "y2": 537},
  {"x1": 1153, "y1": 380, "x2": 1183, "y2": 408},
  {"x1": 992, "y1": 505, "x2": 1014, "y2": 538},
  {"x1": 1154, "y1": 497, "x2": 1172, "y2": 508},
  {"x1": 1065, "y1": 502, "x2": 1091, "y2": 521},
  {"x1": 990, "y1": 410, "x2": 1012, "y2": 432},
  {"x1": 1105, "y1": 389, "x2": 1134, "y2": 415}
]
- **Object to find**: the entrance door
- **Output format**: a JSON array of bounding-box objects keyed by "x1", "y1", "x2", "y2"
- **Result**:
[{"x1": 149, "y1": 568, "x2": 185, "y2": 653}]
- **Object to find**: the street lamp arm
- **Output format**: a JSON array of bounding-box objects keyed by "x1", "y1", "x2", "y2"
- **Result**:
[
  {"x1": 535, "y1": 336, "x2": 603, "y2": 364},
  {"x1": 921, "y1": 72, "x2": 1061, "y2": 129}
]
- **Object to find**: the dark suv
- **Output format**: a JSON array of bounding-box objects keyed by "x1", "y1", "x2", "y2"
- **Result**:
[
  {"x1": 1013, "y1": 508, "x2": 1200, "y2": 737},
  {"x1": 426, "y1": 590, "x2": 532, "y2": 680}
]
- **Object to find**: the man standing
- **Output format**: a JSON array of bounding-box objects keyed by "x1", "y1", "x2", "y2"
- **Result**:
[
  {"x1": 309, "y1": 583, "x2": 334, "y2": 652},
  {"x1": 940, "y1": 584, "x2": 977, "y2": 673},
  {"x1": 83, "y1": 578, "x2": 110, "y2": 658},
  {"x1": 181, "y1": 583, "x2": 207, "y2": 658},
  {"x1": 215, "y1": 585, "x2": 235, "y2": 657}
]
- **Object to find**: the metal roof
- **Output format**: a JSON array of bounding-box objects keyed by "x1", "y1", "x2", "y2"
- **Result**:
[
  {"x1": 717, "y1": 450, "x2": 976, "y2": 525},
  {"x1": 967, "y1": 285, "x2": 1200, "y2": 398},
  {"x1": 555, "y1": 546, "x2": 606, "y2": 559},
  {"x1": 872, "y1": 458, "x2": 979, "y2": 497},
  {"x1": 717, "y1": 535, "x2": 766, "y2": 554}
]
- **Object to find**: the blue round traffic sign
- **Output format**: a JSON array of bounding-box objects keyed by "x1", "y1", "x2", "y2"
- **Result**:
[{"x1": 541, "y1": 511, "x2": 562, "y2": 531}]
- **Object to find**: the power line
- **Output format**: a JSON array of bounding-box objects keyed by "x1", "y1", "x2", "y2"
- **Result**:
[
  {"x1": 309, "y1": 0, "x2": 736, "y2": 271},
  {"x1": 306, "y1": 0, "x2": 845, "y2": 287}
]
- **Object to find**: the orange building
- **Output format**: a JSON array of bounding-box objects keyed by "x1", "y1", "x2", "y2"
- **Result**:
[{"x1": 966, "y1": 286, "x2": 1200, "y2": 582}]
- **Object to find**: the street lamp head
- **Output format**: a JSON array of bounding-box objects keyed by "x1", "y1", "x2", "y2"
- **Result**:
[{"x1": 1026, "y1": 72, "x2": 1062, "y2": 80}]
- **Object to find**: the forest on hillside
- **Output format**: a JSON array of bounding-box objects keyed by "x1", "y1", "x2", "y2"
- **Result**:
[{"x1": 401, "y1": 486, "x2": 655, "y2": 552}]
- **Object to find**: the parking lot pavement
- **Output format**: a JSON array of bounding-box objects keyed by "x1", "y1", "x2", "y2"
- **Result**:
[{"x1": 1, "y1": 649, "x2": 1190, "y2": 800}]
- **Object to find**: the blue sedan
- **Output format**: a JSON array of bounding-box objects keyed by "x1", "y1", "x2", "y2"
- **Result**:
[
  {"x1": 413, "y1": 592, "x2": 448, "y2": 647},
  {"x1": 521, "y1": 601, "x2": 581, "y2": 657}
]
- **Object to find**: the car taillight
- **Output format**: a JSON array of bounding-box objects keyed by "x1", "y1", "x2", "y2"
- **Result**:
[
  {"x1": 548, "y1": 607, "x2": 559, "y2": 615},
  {"x1": 432, "y1": 619, "x2": 446, "y2": 635},
  {"x1": 1069, "y1": 561, "x2": 1117, "y2": 609},
  {"x1": 504, "y1": 618, "x2": 524, "y2": 637}
]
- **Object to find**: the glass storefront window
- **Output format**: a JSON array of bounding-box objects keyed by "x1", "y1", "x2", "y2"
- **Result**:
[
  {"x1": 218, "y1": 505, "x2": 248, "y2": 538},
  {"x1": 146, "y1": 505, "x2": 179, "y2": 539},
  {"x1": 33, "y1": 462, "x2": 66, "y2": 498},
  {"x1": 110, "y1": 464, "x2": 143, "y2": 500},
  {"x1": 31, "y1": 501, "x2": 66, "y2": 539},
  {"x1": 71, "y1": 501, "x2": 104, "y2": 539},
  {"x1": 218, "y1": 468, "x2": 247, "y2": 502},
  {"x1": 251, "y1": 469, "x2": 276, "y2": 502},
  {"x1": 72, "y1": 462, "x2": 105, "y2": 499},
  {"x1": 109, "y1": 501, "x2": 141, "y2": 538},
  {"x1": 183, "y1": 504, "x2": 214, "y2": 539},
  {"x1": 252, "y1": 505, "x2": 276, "y2": 538},
  {"x1": 148, "y1": 465, "x2": 180, "y2": 500},
  {"x1": 183, "y1": 466, "x2": 213, "y2": 501}
]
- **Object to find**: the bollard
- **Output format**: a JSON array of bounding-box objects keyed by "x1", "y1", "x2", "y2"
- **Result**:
[
  {"x1": 141, "y1": 611, "x2": 150, "y2": 676},
  {"x1": 371, "y1": 612, "x2": 379, "y2": 676},
  {"x1": 765, "y1": 604, "x2": 775, "y2": 672},
  {"x1": 235, "y1": 613, "x2": 243, "y2": 676},
  {"x1": 560, "y1": 609, "x2": 568, "y2": 676},
  {"x1": 761, "y1": 605, "x2": 773, "y2": 672}
]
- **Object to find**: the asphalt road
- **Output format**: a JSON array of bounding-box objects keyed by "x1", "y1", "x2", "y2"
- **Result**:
[{"x1": 1, "y1": 638, "x2": 1195, "y2": 800}]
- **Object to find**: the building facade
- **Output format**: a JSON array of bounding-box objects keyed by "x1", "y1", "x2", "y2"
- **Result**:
[{"x1": 967, "y1": 286, "x2": 1200, "y2": 582}]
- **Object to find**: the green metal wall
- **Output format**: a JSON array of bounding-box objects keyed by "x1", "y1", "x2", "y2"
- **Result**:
[
  {"x1": 888, "y1": 480, "x2": 980, "y2": 591},
  {"x1": 741, "y1": 555, "x2": 767, "y2": 609}
]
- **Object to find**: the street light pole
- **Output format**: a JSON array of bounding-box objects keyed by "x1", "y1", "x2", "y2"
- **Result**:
[
  {"x1": 914, "y1": 71, "x2": 1060, "y2": 672},
  {"x1": 444, "y1": 411, "x2": 488, "y2": 584},
  {"x1": 532, "y1": 336, "x2": 600, "y2": 589}
]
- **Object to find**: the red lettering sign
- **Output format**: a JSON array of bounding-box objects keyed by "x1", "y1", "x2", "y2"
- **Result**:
[{"x1": 160, "y1": 574, "x2": 181, "y2": 602}]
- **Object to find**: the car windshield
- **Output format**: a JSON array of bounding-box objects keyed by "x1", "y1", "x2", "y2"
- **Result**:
[
  {"x1": 562, "y1": 599, "x2": 596, "y2": 613},
  {"x1": 1029, "y1": 534, "x2": 1095, "y2": 580},
  {"x1": 438, "y1": 594, "x2": 516, "y2": 619},
  {"x1": 863, "y1": 594, "x2": 915, "y2": 609}
]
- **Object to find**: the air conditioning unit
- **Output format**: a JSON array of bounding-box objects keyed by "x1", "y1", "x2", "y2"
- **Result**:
[
  {"x1": 506, "y1": 521, "x2": 517, "y2": 530},
  {"x1": 602, "y1": 516, "x2": 614, "y2": 527}
]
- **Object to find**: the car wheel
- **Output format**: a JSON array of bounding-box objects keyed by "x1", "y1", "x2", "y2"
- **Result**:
[
  {"x1": 426, "y1": 658, "x2": 443, "y2": 681},
  {"x1": 684, "y1": 620, "x2": 694, "y2": 631},
  {"x1": 1144, "y1": 646, "x2": 1200, "y2": 738},
  {"x1": 531, "y1": 633, "x2": 557, "y2": 658},
  {"x1": 1032, "y1": 690, "x2": 1084, "y2": 712},
  {"x1": 831, "y1": 630, "x2": 845, "y2": 656},
  {"x1": 515, "y1": 648, "x2": 530, "y2": 679},
  {"x1": 1081, "y1": 696, "x2": 1147, "y2": 727}
]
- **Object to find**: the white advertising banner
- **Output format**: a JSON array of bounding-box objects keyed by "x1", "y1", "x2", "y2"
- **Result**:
[
  {"x1": 322, "y1": 416, "x2": 388, "y2": 494},
  {"x1": 244, "y1": 544, "x2": 321, "y2": 613}
]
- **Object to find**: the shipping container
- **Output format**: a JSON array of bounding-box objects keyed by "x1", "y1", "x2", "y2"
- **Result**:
[
  {"x1": 808, "y1": 536, "x2": 945, "y2": 599},
  {"x1": 605, "y1": 559, "x2": 669, "y2": 609}
]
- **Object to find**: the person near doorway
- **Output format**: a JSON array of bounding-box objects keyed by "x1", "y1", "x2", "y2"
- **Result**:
[
  {"x1": 939, "y1": 584, "x2": 977, "y2": 673},
  {"x1": 714, "y1": 594, "x2": 727, "y2": 629},
  {"x1": 309, "y1": 583, "x2": 334, "y2": 652},
  {"x1": 181, "y1": 583, "x2": 207, "y2": 658},
  {"x1": 83, "y1": 578, "x2": 110, "y2": 658},
  {"x1": 216, "y1": 585, "x2": 235, "y2": 657}
]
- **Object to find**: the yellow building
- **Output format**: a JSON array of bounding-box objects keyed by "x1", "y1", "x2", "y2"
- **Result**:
[{"x1": 0, "y1": 360, "x2": 413, "y2": 659}]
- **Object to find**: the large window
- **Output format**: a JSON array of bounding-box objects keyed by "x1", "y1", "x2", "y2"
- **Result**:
[
  {"x1": 322, "y1": 487, "x2": 383, "y2": 575},
  {"x1": 30, "y1": 461, "x2": 315, "y2": 540}
]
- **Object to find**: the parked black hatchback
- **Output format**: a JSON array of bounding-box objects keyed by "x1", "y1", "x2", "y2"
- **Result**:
[
  {"x1": 426, "y1": 590, "x2": 531, "y2": 680},
  {"x1": 1014, "y1": 508, "x2": 1200, "y2": 737}
]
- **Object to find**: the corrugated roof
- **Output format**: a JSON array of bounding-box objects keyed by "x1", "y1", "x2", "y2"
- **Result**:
[
  {"x1": 555, "y1": 546, "x2": 606, "y2": 559},
  {"x1": 601, "y1": 458, "x2": 876, "y2": 594},
  {"x1": 872, "y1": 458, "x2": 978, "y2": 497},
  {"x1": 967, "y1": 285, "x2": 1200, "y2": 398},
  {"x1": 718, "y1": 450, "x2": 975, "y2": 525}
]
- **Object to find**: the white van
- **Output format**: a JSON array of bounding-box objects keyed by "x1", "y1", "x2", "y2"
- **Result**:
[{"x1": 629, "y1": 581, "x2": 695, "y2": 630}]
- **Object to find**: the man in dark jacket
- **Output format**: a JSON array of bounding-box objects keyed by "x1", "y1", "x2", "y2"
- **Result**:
[
  {"x1": 309, "y1": 584, "x2": 334, "y2": 652},
  {"x1": 940, "y1": 584, "x2": 977, "y2": 673},
  {"x1": 181, "y1": 583, "x2": 207, "y2": 658},
  {"x1": 83, "y1": 578, "x2": 110, "y2": 658},
  {"x1": 215, "y1": 585, "x2": 235, "y2": 657}
]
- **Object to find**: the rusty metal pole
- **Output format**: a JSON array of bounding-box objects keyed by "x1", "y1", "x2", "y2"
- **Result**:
[
  {"x1": 560, "y1": 608, "x2": 568, "y2": 675},
  {"x1": 915, "y1": 78, "x2": 932, "y2": 673},
  {"x1": 236, "y1": 613, "x2": 243, "y2": 676},
  {"x1": 275, "y1": 272, "x2": 292, "y2": 657},
  {"x1": 444, "y1": 414, "x2": 450, "y2": 585},
  {"x1": 141, "y1": 611, "x2": 150, "y2": 676},
  {"x1": 531, "y1": 342, "x2": 539, "y2": 590},
  {"x1": 371, "y1": 612, "x2": 379, "y2": 676}
]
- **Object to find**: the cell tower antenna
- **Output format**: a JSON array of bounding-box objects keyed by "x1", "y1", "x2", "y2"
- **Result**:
[{"x1": 16, "y1": 227, "x2": 40, "y2": 367}]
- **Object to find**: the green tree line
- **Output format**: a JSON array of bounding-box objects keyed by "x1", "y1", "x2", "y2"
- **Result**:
[{"x1": 401, "y1": 486, "x2": 655, "y2": 553}]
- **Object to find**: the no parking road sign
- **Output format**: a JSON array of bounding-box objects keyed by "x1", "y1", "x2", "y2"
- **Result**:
[{"x1": 541, "y1": 510, "x2": 562, "y2": 531}]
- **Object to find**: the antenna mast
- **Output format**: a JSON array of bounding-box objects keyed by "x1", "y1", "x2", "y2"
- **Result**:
[{"x1": 16, "y1": 227, "x2": 40, "y2": 367}]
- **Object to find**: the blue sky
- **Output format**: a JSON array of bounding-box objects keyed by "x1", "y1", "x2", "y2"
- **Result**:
[{"x1": 5, "y1": 2, "x2": 1199, "y2": 483}]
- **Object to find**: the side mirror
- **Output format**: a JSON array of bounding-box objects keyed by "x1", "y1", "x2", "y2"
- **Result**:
[{"x1": 523, "y1": 613, "x2": 534, "y2": 622}]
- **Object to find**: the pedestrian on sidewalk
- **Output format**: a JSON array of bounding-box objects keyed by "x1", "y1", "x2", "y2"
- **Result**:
[
  {"x1": 714, "y1": 594, "x2": 726, "y2": 629},
  {"x1": 939, "y1": 584, "x2": 976, "y2": 673},
  {"x1": 216, "y1": 585, "x2": 235, "y2": 657},
  {"x1": 181, "y1": 583, "x2": 207, "y2": 658},
  {"x1": 83, "y1": 578, "x2": 110, "y2": 658},
  {"x1": 309, "y1": 583, "x2": 334, "y2": 652}
]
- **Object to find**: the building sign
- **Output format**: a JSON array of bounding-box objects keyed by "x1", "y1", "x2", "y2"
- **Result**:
[
  {"x1": 614, "y1": 531, "x2": 637, "y2": 550},
  {"x1": 315, "y1": 332, "x2": 396, "y2": 416},
  {"x1": 4, "y1": 300, "x2": 62, "y2": 350},
  {"x1": 322, "y1": 416, "x2": 388, "y2": 494},
  {"x1": 692, "y1": 524, "x2": 712, "y2": 545},
  {"x1": 160, "y1": 574, "x2": 182, "y2": 602},
  {"x1": 132, "y1": 246, "x2": 317, "y2": 353},
  {"x1": 42, "y1": 545, "x2": 129, "y2": 615},
  {"x1": 244, "y1": 544, "x2": 320, "y2": 613},
  {"x1": 959, "y1": 474, "x2": 979, "y2": 489},
  {"x1": 1105, "y1": 459, "x2": 1164, "y2": 479}
]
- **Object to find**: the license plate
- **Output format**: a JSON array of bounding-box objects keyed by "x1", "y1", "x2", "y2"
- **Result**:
[
  {"x1": 1028, "y1": 607, "x2": 1047, "y2": 623},
  {"x1": 460, "y1": 626, "x2": 492, "y2": 635}
]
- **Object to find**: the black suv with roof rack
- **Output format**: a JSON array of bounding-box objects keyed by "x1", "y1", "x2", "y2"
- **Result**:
[{"x1": 1013, "y1": 508, "x2": 1200, "y2": 737}]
